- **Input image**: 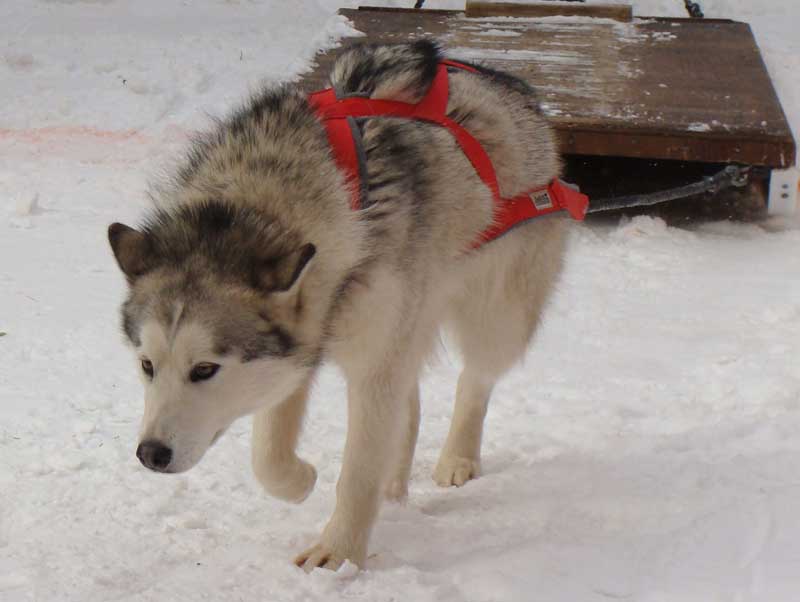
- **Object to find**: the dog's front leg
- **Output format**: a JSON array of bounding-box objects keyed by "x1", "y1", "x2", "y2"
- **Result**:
[
  {"x1": 384, "y1": 383, "x2": 420, "y2": 501},
  {"x1": 295, "y1": 371, "x2": 410, "y2": 572},
  {"x1": 251, "y1": 379, "x2": 317, "y2": 503}
]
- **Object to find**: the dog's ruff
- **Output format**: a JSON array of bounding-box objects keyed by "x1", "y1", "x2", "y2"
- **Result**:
[{"x1": 107, "y1": 40, "x2": 568, "y2": 573}]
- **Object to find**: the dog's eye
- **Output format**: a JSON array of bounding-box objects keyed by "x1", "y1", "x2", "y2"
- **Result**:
[
  {"x1": 189, "y1": 363, "x2": 220, "y2": 383},
  {"x1": 141, "y1": 359, "x2": 154, "y2": 379}
]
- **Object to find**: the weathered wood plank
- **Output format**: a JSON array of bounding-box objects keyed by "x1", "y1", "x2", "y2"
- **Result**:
[
  {"x1": 465, "y1": 1, "x2": 633, "y2": 22},
  {"x1": 299, "y1": 8, "x2": 795, "y2": 168}
]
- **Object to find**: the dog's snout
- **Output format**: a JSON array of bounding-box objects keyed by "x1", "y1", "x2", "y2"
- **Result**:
[{"x1": 136, "y1": 440, "x2": 173, "y2": 472}]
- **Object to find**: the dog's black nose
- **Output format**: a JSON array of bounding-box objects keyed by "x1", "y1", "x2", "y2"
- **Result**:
[{"x1": 136, "y1": 440, "x2": 173, "y2": 472}]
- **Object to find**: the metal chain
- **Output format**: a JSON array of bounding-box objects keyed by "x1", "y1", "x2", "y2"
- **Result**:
[{"x1": 587, "y1": 165, "x2": 750, "y2": 213}]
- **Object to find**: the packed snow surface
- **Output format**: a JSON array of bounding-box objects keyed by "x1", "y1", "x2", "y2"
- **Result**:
[{"x1": 1, "y1": 1, "x2": 799, "y2": 601}]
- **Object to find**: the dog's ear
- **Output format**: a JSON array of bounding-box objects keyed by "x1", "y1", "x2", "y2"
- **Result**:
[
  {"x1": 258, "y1": 243, "x2": 316, "y2": 295},
  {"x1": 108, "y1": 223, "x2": 153, "y2": 283}
]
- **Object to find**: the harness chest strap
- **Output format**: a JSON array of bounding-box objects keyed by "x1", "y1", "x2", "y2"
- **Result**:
[{"x1": 308, "y1": 60, "x2": 589, "y2": 247}]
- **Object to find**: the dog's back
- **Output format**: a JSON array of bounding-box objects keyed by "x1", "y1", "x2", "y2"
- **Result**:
[
  {"x1": 326, "y1": 41, "x2": 562, "y2": 266},
  {"x1": 330, "y1": 41, "x2": 560, "y2": 196}
]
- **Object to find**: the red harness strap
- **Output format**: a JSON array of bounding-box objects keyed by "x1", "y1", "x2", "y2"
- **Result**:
[{"x1": 308, "y1": 60, "x2": 588, "y2": 247}]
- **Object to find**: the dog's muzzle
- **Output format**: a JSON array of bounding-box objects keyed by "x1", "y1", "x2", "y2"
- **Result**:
[{"x1": 136, "y1": 439, "x2": 173, "y2": 472}]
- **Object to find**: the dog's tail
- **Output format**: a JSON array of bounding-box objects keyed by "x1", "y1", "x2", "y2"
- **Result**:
[{"x1": 329, "y1": 40, "x2": 442, "y2": 104}]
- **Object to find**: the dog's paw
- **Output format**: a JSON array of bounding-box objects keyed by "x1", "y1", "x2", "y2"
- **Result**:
[
  {"x1": 294, "y1": 539, "x2": 366, "y2": 573},
  {"x1": 253, "y1": 457, "x2": 317, "y2": 504},
  {"x1": 433, "y1": 454, "x2": 480, "y2": 487}
]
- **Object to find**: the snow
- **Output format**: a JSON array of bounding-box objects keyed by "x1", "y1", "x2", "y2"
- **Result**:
[
  {"x1": 2, "y1": 1, "x2": 800, "y2": 601},
  {"x1": 475, "y1": 28, "x2": 524, "y2": 37},
  {"x1": 687, "y1": 122, "x2": 712, "y2": 132}
]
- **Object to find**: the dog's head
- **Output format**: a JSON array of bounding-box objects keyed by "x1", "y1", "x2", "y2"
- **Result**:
[{"x1": 108, "y1": 201, "x2": 320, "y2": 473}]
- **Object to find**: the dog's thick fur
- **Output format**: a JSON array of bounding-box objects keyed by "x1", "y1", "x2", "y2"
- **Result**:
[{"x1": 108, "y1": 40, "x2": 567, "y2": 571}]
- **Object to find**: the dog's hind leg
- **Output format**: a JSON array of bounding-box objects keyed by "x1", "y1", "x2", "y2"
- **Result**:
[
  {"x1": 435, "y1": 224, "x2": 567, "y2": 487},
  {"x1": 433, "y1": 368, "x2": 495, "y2": 487},
  {"x1": 251, "y1": 378, "x2": 317, "y2": 503},
  {"x1": 384, "y1": 383, "x2": 420, "y2": 501}
]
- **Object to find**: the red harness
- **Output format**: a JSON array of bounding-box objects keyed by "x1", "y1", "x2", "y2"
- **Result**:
[{"x1": 308, "y1": 60, "x2": 588, "y2": 247}]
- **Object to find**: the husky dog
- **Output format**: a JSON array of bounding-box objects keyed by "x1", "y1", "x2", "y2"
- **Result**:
[{"x1": 108, "y1": 40, "x2": 566, "y2": 571}]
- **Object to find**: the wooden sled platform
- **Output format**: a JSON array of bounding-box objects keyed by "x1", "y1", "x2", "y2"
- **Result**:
[{"x1": 301, "y1": 6, "x2": 797, "y2": 215}]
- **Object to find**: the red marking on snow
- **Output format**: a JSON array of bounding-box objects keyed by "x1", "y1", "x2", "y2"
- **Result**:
[
  {"x1": 0, "y1": 126, "x2": 149, "y2": 144},
  {"x1": 0, "y1": 126, "x2": 160, "y2": 164}
]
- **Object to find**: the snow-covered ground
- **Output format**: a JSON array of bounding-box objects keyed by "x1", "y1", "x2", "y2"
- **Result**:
[{"x1": 2, "y1": 1, "x2": 799, "y2": 600}]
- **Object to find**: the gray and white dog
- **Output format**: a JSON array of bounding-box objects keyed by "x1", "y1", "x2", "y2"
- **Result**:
[{"x1": 108, "y1": 40, "x2": 567, "y2": 571}]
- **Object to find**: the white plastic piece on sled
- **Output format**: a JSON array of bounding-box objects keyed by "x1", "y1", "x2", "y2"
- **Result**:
[{"x1": 768, "y1": 167, "x2": 799, "y2": 215}]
